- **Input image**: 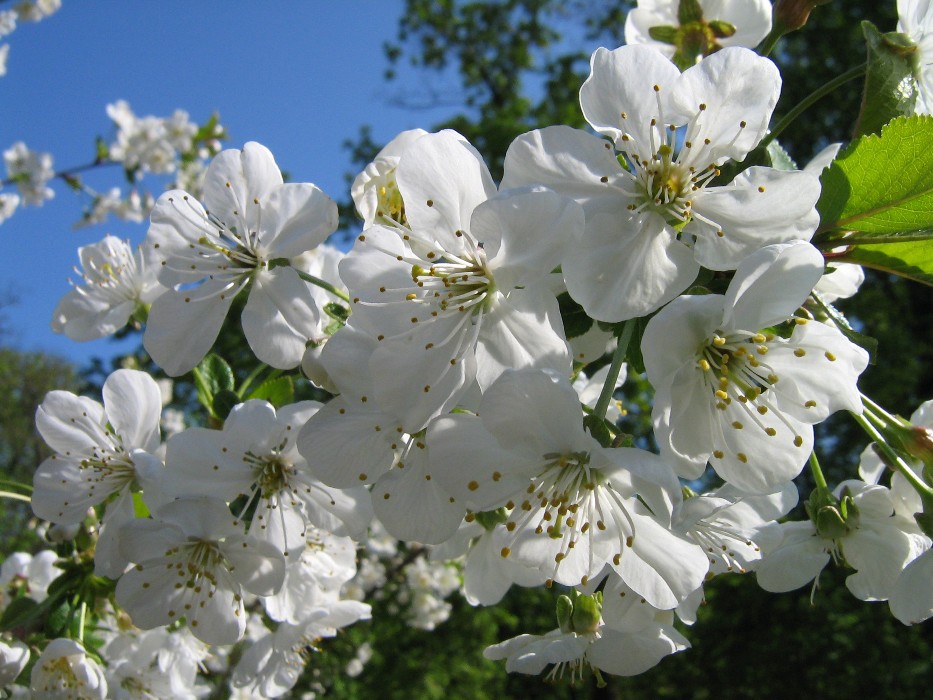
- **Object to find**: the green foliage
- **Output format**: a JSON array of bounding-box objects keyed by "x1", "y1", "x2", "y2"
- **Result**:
[
  {"x1": 853, "y1": 22, "x2": 920, "y2": 138},
  {"x1": 816, "y1": 116, "x2": 933, "y2": 284}
]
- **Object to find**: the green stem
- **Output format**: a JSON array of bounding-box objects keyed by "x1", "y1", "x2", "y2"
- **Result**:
[
  {"x1": 237, "y1": 362, "x2": 273, "y2": 399},
  {"x1": 809, "y1": 451, "x2": 829, "y2": 491},
  {"x1": 0, "y1": 478, "x2": 31, "y2": 493},
  {"x1": 592, "y1": 321, "x2": 634, "y2": 422},
  {"x1": 756, "y1": 26, "x2": 785, "y2": 57},
  {"x1": 851, "y1": 411, "x2": 933, "y2": 499},
  {"x1": 0, "y1": 490, "x2": 32, "y2": 503},
  {"x1": 78, "y1": 601, "x2": 87, "y2": 644},
  {"x1": 294, "y1": 270, "x2": 350, "y2": 303},
  {"x1": 862, "y1": 393, "x2": 910, "y2": 428},
  {"x1": 816, "y1": 232, "x2": 933, "y2": 248},
  {"x1": 760, "y1": 63, "x2": 866, "y2": 150}
]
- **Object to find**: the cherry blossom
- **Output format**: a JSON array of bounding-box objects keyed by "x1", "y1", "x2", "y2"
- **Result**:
[{"x1": 143, "y1": 142, "x2": 338, "y2": 375}]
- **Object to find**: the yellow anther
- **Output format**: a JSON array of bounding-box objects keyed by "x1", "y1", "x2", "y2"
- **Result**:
[
  {"x1": 737, "y1": 453, "x2": 748, "y2": 463},
  {"x1": 713, "y1": 450, "x2": 724, "y2": 459},
  {"x1": 752, "y1": 333, "x2": 766, "y2": 343},
  {"x1": 794, "y1": 348, "x2": 806, "y2": 357},
  {"x1": 757, "y1": 406, "x2": 768, "y2": 415},
  {"x1": 825, "y1": 351, "x2": 837, "y2": 361},
  {"x1": 765, "y1": 427, "x2": 777, "y2": 436},
  {"x1": 732, "y1": 421, "x2": 744, "y2": 430},
  {"x1": 715, "y1": 390, "x2": 729, "y2": 400},
  {"x1": 713, "y1": 336, "x2": 726, "y2": 347},
  {"x1": 699, "y1": 358, "x2": 711, "y2": 371},
  {"x1": 794, "y1": 318, "x2": 808, "y2": 325},
  {"x1": 794, "y1": 435, "x2": 804, "y2": 447},
  {"x1": 805, "y1": 400, "x2": 817, "y2": 408}
]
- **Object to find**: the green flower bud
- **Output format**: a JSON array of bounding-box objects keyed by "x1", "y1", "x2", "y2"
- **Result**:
[{"x1": 570, "y1": 592, "x2": 603, "y2": 635}]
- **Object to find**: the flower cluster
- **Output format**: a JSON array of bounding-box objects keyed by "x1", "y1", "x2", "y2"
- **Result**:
[{"x1": 6, "y1": 0, "x2": 933, "y2": 695}]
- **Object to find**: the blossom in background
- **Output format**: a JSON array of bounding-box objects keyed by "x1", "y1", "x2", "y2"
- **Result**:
[
  {"x1": 0, "y1": 638, "x2": 29, "y2": 686},
  {"x1": 4, "y1": 140, "x2": 54, "y2": 205},
  {"x1": 51, "y1": 234, "x2": 165, "y2": 342},
  {"x1": 625, "y1": 0, "x2": 772, "y2": 68},
  {"x1": 106, "y1": 100, "x2": 197, "y2": 175},
  {"x1": 32, "y1": 369, "x2": 165, "y2": 578},
  {"x1": 30, "y1": 638, "x2": 107, "y2": 700},
  {"x1": 898, "y1": 0, "x2": 933, "y2": 114},
  {"x1": 143, "y1": 142, "x2": 338, "y2": 375},
  {"x1": 503, "y1": 45, "x2": 821, "y2": 322}
]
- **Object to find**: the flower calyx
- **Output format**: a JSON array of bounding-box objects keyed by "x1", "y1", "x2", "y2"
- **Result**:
[
  {"x1": 556, "y1": 589, "x2": 603, "y2": 635},
  {"x1": 647, "y1": 0, "x2": 738, "y2": 70},
  {"x1": 805, "y1": 486, "x2": 859, "y2": 541}
]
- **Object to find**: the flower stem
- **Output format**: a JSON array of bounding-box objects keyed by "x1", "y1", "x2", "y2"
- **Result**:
[
  {"x1": 0, "y1": 478, "x2": 31, "y2": 493},
  {"x1": 851, "y1": 410, "x2": 933, "y2": 499},
  {"x1": 294, "y1": 269, "x2": 351, "y2": 303},
  {"x1": 809, "y1": 451, "x2": 829, "y2": 491},
  {"x1": 0, "y1": 490, "x2": 32, "y2": 503},
  {"x1": 760, "y1": 63, "x2": 866, "y2": 150},
  {"x1": 592, "y1": 321, "x2": 634, "y2": 422}
]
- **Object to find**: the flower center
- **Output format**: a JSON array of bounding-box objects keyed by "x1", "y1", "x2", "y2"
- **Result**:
[{"x1": 411, "y1": 252, "x2": 495, "y2": 316}]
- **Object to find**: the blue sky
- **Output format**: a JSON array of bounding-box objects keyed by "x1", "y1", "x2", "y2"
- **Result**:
[{"x1": 0, "y1": 1, "x2": 462, "y2": 367}]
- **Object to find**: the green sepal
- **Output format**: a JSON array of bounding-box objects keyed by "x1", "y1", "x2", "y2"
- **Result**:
[
  {"x1": 557, "y1": 291, "x2": 593, "y2": 340},
  {"x1": 853, "y1": 22, "x2": 919, "y2": 139},
  {"x1": 556, "y1": 594, "x2": 574, "y2": 633},
  {"x1": 324, "y1": 302, "x2": 351, "y2": 324},
  {"x1": 212, "y1": 389, "x2": 241, "y2": 421},
  {"x1": 648, "y1": 25, "x2": 679, "y2": 44},
  {"x1": 570, "y1": 592, "x2": 602, "y2": 634},
  {"x1": 246, "y1": 376, "x2": 295, "y2": 407},
  {"x1": 708, "y1": 20, "x2": 736, "y2": 38},
  {"x1": 474, "y1": 508, "x2": 509, "y2": 531},
  {"x1": 677, "y1": 0, "x2": 704, "y2": 24}
]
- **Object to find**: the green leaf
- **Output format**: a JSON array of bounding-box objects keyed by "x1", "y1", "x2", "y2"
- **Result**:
[
  {"x1": 212, "y1": 389, "x2": 241, "y2": 421},
  {"x1": 557, "y1": 291, "x2": 593, "y2": 340},
  {"x1": 0, "y1": 597, "x2": 39, "y2": 632},
  {"x1": 853, "y1": 22, "x2": 919, "y2": 139},
  {"x1": 837, "y1": 234, "x2": 933, "y2": 286},
  {"x1": 817, "y1": 115, "x2": 933, "y2": 237},
  {"x1": 193, "y1": 353, "x2": 235, "y2": 415},
  {"x1": 246, "y1": 376, "x2": 295, "y2": 407}
]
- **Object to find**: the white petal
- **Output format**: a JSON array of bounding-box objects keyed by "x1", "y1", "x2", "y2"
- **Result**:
[
  {"x1": 242, "y1": 268, "x2": 320, "y2": 369},
  {"x1": 103, "y1": 369, "x2": 162, "y2": 452}
]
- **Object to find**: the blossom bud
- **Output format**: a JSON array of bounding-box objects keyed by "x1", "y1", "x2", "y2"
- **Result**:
[
  {"x1": 772, "y1": 0, "x2": 832, "y2": 33},
  {"x1": 570, "y1": 592, "x2": 603, "y2": 634}
]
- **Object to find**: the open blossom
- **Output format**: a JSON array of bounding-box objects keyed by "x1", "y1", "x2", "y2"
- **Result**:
[
  {"x1": 898, "y1": 0, "x2": 933, "y2": 114},
  {"x1": 429, "y1": 369, "x2": 708, "y2": 608},
  {"x1": 163, "y1": 399, "x2": 372, "y2": 555},
  {"x1": 503, "y1": 44, "x2": 820, "y2": 322},
  {"x1": 625, "y1": 0, "x2": 772, "y2": 66},
  {"x1": 341, "y1": 129, "x2": 581, "y2": 430},
  {"x1": 33, "y1": 369, "x2": 165, "y2": 578},
  {"x1": 756, "y1": 480, "x2": 930, "y2": 600},
  {"x1": 115, "y1": 496, "x2": 286, "y2": 645},
  {"x1": 143, "y1": 142, "x2": 338, "y2": 375},
  {"x1": 52, "y1": 234, "x2": 165, "y2": 341},
  {"x1": 642, "y1": 242, "x2": 869, "y2": 493}
]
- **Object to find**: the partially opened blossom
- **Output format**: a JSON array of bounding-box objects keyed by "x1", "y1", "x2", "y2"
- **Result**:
[
  {"x1": 350, "y1": 128, "x2": 427, "y2": 227},
  {"x1": 503, "y1": 45, "x2": 821, "y2": 322},
  {"x1": 898, "y1": 0, "x2": 933, "y2": 114},
  {"x1": 115, "y1": 496, "x2": 286, "y2": 645},
  {"x1": 52, "y1": 234, "x2": 165, "y2": 341},
  {"x1": 143, "y1": 142, "x2": 338, "y2": 375},
  {"x1": 32, "y1": 369, "x2": 164, "y2": 578},
  {"x1": 341, "y1": 129, "x2": 580, "y2": 429},
  {"x1": 625, "y1": 0, "x2": 772, "y2": 68},
  {"x1": 642, "y1": 242, "x2": 869, "y2": 493}
]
